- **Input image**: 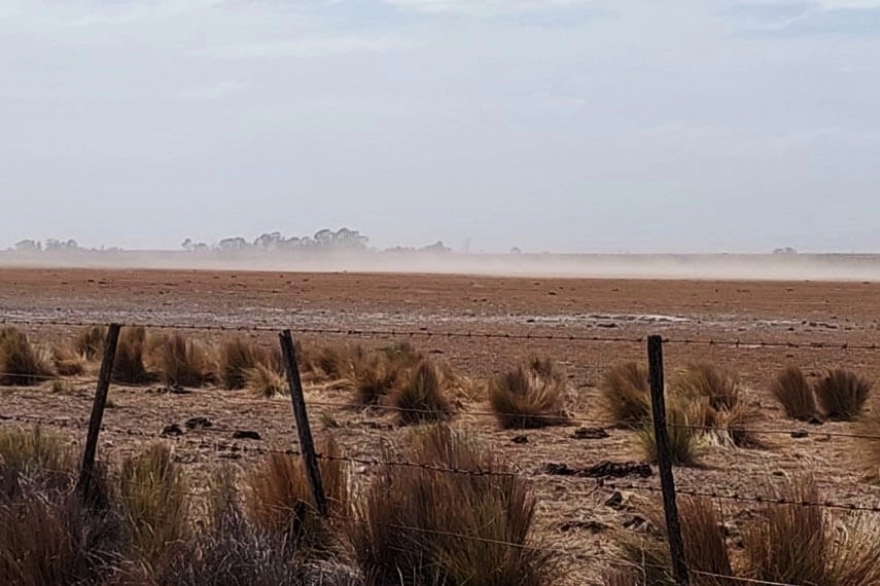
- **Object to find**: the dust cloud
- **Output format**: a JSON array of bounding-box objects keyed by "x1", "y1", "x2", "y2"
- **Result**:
[{"x1": 3, "y1": 251, "x2": 880, "y2": 282}]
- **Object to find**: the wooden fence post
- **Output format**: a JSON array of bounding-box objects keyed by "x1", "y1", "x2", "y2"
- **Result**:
[
  {"x1": 647, "y1": 334, "x2": 690, "y2": 585},
  {"x1": 77, "y1": 323, "x2": 121, "y2": 500},
  {"x1": 279, "y1": 329, "x2": 328, "y2": 517}
]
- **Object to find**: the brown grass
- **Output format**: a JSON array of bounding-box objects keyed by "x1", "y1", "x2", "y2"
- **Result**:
[
  {"x1": 53, "y1": 343, "x2": 87, "y2": 377},
  {"x1": 112, "y1": 326, "x2": 152, "y2": 384},
  {"x1": 770, "y1": 365, "x2": 817, "y2": 421},
  {"x1": 118, "y1": 442, "x2": 189, "y2": 566},
  {"x1": 349, "y1": 424, "x2": 557, "y2": 586},
  {"x1": 857, "y1": 412, "x2": 880, "y2": 481},
  {"x1": 638, "y1": 401, "x2": 700, "y2": 467},
  {"x1": 245, "y1": 364, "x2": 288, "y2": 398},
  {"x1": 602, "y1": 362, "x2": 651, "y2": 427},
  {"x1": 0, "y1": 327, "x2": 54, "y2": 386},
  {"x1": 157, "y1": 332, "x2": 217, "y2": 388},
  {"x1": 219, "y1": 336, "x2": 264, "y2": 390},
  {"x1": 352, "y1": 353, "x2": 402, "y2": 407},
  {"x1": 73, "y1": 325, "x2": 107, "y2": 361},
  {"x1": 245, "y1": 437, "x2": 348, "y2": 554},
  {"x1": 389, "y1": 359, "x2": 454, "y2": 426},
  {"x1": 815, "y1": 368, "x2": 872, "y2": 420},
  {"x1": 0, "y1": 426, "x2": 76, "y2": 498},
  {"x1": 672, "y1": 363, "x2": 740, "y2": 411},
  {"x1": 489, "y1": 356, "x2": 570, "y2": 429}
]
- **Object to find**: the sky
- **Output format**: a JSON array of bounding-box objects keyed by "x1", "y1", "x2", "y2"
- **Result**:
[{"x1": 1, "y1": 0, "x2": 879, "y2": 254}]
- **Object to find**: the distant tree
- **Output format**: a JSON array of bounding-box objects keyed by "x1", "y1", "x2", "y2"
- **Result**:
[
  {"x1": 45, "y1": 239, "x2": 78, "y2": 251},
  {"x1": 14, "y1": 239, "x2": 41, "y2": 252},
  {"x1": 313, "y1": 229, "x2": 334, "y2": 247},
  {"x1": 254, "y1": 231, "x2": 283, "y2": 250},
  {"x1": 773, "y1": 247, "x2": 798, "y2": 255},
  {"x1": 182, "y1": 238, "x2": 194, "y2": 251},
  {"x1": 218, "y1": 237, "x2": 248, "y2": 251},
  {"x1": 421, "y1": 241, "x2": 451, "y2": 253},
  {"x1": 333, "y1": 227, "x2": 368, "y2": 249},
  {"x1": 510, "y1": 247, "x2": 522, "y2": 254}
]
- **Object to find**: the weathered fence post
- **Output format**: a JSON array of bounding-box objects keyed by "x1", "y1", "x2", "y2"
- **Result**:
[
  {"x1": 279, "y1": 329, "x2": 328, "y2": 517},
  {"x1": 647, "y1": 334, "x2": 690, "y2": 585},
  {"x1": 77, "y1": 323, "x2": 121, "y2": 500}
]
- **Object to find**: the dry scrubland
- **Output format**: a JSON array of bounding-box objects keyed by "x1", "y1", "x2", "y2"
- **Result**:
[{"x1": 3, "y1": 269, "x2": 880, "y2": 585}]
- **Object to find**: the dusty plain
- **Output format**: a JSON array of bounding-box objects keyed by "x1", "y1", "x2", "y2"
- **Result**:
[{"x1": 2, "y1": 267, "x2": 880, "y2": 584}]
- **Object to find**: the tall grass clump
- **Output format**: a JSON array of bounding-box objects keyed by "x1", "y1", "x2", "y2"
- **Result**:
[
  {"x1": 349, "y1": 425, "x2": 557, "y2": 586},
  {"x1": 770, "y1": 365, "x2": 817, "y2": 421},
  {"x1": 602, "y1": 362, "x2": 651, "y2": 427},
  {"x1": 673, "y1": 363, "x2": 740, "y2": 411},
  {"x1": 614, "y1": 496, "x2": 734, "y2": 586},
  {"x1": 389, "y1": 360, "x2": 453, "y2": 426},
  {"x1": 53, "y1": 343, "x2": 86, "y2": 377},
  {"x1": 112, "y1": 326, "x2": 151, "y2": 384},
  {"x1": 219, "y1": 337, "x2": 279, "y2": 390},
  {"x1": 246, "y1": 364, "x2": 288, "y2": 398},
  {"x1": 157, "y1": 333, "x2": 216, "y2": 388},
  {"x1": 815, "y1": 369, "x2": 871, "y2": 420},
  {"x1": 0, "y1": 327, "x2": 53, "y2": 386},
  {"x1": 245, "y1": 437, "x2": 348, "y2": 555},
  {"x1": 638, "y1": 401, "x2": 700, "y2": 467},
  {"x1": 74, "y1": 325, "x2": 107, "y2": 361},
  {"x1": 353, "y1": 353, "x2": 401, "y2": 407},
  {"x1": 118, "y1": 443, "x2": 189, "y2": 566},
  {"x1": 489, "y1": 356, "x2": 569, "y2": 429},
  {"x1": 0, "y1": 426, "x2": 76, "y2": 497},
  {"x1": 743, "y1": 478, "x2": 829, "y2": 585}
]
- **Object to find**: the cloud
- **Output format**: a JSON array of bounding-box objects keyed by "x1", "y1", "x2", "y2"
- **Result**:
[
  {"x1": 381, "y1": 0, "x2": 602, "y2": 17},
  {"x1": 180, "y1": 80, "x2": 250, "y2": 100}
]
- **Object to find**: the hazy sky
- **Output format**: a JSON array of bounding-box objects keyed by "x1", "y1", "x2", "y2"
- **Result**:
[{"x1": 1, "y1": 0, "x2": 879, "y2": 253}]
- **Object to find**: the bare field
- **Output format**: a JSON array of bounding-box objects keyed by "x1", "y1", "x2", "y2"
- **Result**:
[{"x1": 3, "y1": 268, "x2": 880, "y2": 584}]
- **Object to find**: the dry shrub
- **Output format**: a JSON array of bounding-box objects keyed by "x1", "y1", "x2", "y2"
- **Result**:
[
  {"x1": 349, "y1": 425, "x2": 557, "y2": 586},
  {"x1": 638, "y1": 401, "x2": 700, "y2": 467},
  {"x1": 245, "y1": 364, "x2": 288, "y2": 398},
  {"x1": 389, "y1": 359, "x2": 454, "y2": 426},
  {"x1": 379, "y1": 340, "x2": 423, "y2": 369},
  {"x1": 743, "y1": 478, "x2": 829, "y2": 585},
  {"x1": 602, "y1": 362, "x2": 651, "y2": 427},
  {"x1": 118, "y1": 443, "x2": 189, "y2": 566},
  {"x1": 308, "y1": 344, "x2": 363, "y2": 381},
  {"x1": 0, "y1": 426, "x2": 76, "y2": 498},
  {"x1": 672, "y1": 363, "x2": 740, "y2": 411},
  {"x1": 158, "y1": 333, "x2": 217, "y2": 388},
  {"x1": 0, "y1": 327, "x2": 54, "y2": 386},
  {"x1": 856, "y1": 412, "x2": 880, "y2": 481},
  {"x1": 74, "y1": 325, "x2": 107, "y2": 361},
  {"x1": 815, "y1": 369, "x2": 871, "y2": 420},
  {"x1": 53, "y1": 343, "x2": 86, "y2": 377},
  {"x1": 0, "y1": 491, "x2": 127, "y2": 586},
  {"x1": 615, "y1": 496, "x2": 734, "y2": 586},
  {"x1": 113, "y1": 326, "x2": 151, "y2": 384},
  {"x1": 770, "y1": 365, "x2": 817, "y2": 421},
  {"x1": 826, "y1": 513, "x2": 880, "y2": 586},
  {"x1": 245, "y1": 437, "x2": 348, "y2": 555},
  {"x1": 219, "y1": 337, "x2": 278, "y2": 390},
  {"x1": 489, "y1": 356, "x2": 570, "y2": 429}
]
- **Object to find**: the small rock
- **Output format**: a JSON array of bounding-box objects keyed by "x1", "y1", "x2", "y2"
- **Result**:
[
  {"x1": 512, "y1": 435, "x2": 529, "y2": 444},
  {"x1": 622, "y1": 515, "x2": 646, "y2": 530},
  {"x1": 808, "y1": 416, "x2": 824, "y2": 425},
  {"x1": 232, "y1": 430, "x2": 262, "y2": 441},
  {"x1": 185, "y1": 417, "x2": 213, "y2": 430},
  {"x1": 161, "y1": 424, "x2": 184, "y2": 437},
  {"x1": 597, "y1": 322, "x2": 618, "y2": 329},
  {"x1": 559, "y1": 519, "x2": 607, "y2": 533},
  {"x1": 791, "y1": 430, "x2": 809, "y2": 439},
  {"x1": 572, "y1": 427, "x2": 609, "y2": 440},
  {"x1": 604, "y1": 491, "x2": 625, "y2": 510}
]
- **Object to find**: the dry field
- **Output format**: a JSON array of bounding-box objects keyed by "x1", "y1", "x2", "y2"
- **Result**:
[{"x1": 3, "y1": 267, "x2": 880, "y2": 585}]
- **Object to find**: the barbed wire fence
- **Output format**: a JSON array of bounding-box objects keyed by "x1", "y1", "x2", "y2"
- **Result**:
[{"x1": 2, "y1": 317, "x2": 880, "y2": 585}]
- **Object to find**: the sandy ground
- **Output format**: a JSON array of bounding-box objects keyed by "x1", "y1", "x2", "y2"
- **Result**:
[{"x1": 2, "y1": 268, "x2": 880, "y2": 583}]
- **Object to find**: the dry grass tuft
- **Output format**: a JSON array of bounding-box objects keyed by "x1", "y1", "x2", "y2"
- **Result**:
[
  {"x1": 349, "y1": 424, "x2": 557, "y2": 586},
  {"x1": 53, "y1": 343, "x2": 87, "y2": 377},
  {"x1": 673, "y1": 363, "x2": 740, "y2": 411},
  {"x1": 743, "y1": 478, "x2": 829, "y2": 585},
  {"x1": 219, "y1": 337, "x2": 278, "y2": 390},
  {"x1": 118, "y1": 442, "x2": 189, "y2": 566},
  {"x1": 245, "y1": 437, "x2": 348, "y2": 555},
  {"x1": 602, "y1": 362, "x2": 651, "y2": 427},
  {"x1": 0, "y1": 426, "x2": 76, "y2": 498},
  {"x1": 0, "y1": 327, "x2": 54, "y2": 386},
  {"x1": 74, "y1": 325, "x2": 107, "y2": 361},
  {"x1": 856, "y1": 412, "x2": 880, "y2": 481},
  {"x1": 157, "y1": 333, "x2": 217, "y2": 388},
  {"x1": 352, "y1": 353, "x2": 401, "y2": 407},
  {"x1": 112, "y1": 326, "x2": 152, "y2": 384},
  {"x1": 815, "y1": 368, "x2": 871, "y2": 420},
  {"x1": 770, "y1": 365, "x2": 817, "y2": 421},
  {"x1": 307, "y1": 344, "x2": 363, "y2": 381},
  {"x1": 638, "y1": 401, "x2": 700, "y2": 467},
  {"x1": 489, "y1": 356, "x2": 570, "y2": 429},
  {"x1": 245, "y1": 364, "x2": 288, "y2": 397},
  {"x1": 389, "y1": 359, "x2": 454, "y2": 426}
]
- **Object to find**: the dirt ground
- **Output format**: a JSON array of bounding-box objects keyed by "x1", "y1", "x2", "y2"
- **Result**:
[{"x1": 3, "y1": 268, "x2": 880, "y2": 584}]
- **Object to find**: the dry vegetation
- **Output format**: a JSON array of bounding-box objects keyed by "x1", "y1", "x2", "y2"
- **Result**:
[{"x1": 489, "y1": 356, "x2": 570, "y2": 429}]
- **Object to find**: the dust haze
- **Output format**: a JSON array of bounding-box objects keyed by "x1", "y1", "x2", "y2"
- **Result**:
[{"x1": 3, "y1": 251, "x2": 880, "y2": 282}]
